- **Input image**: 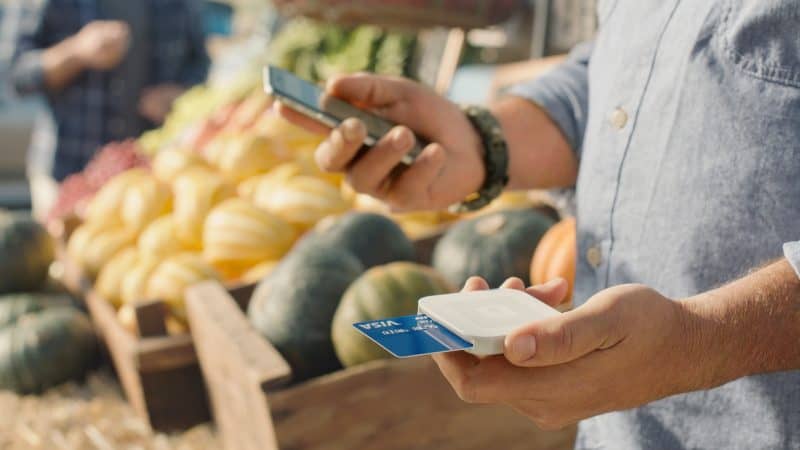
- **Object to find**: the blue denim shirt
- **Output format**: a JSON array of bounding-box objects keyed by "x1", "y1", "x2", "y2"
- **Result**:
[{"x1": 511, "y1": 1, "x2": 800, "y2": 449}]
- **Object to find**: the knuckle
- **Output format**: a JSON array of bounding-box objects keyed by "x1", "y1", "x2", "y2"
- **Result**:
[{"x1": 550, "y1": 323, "x2": 574, "y2": 362}]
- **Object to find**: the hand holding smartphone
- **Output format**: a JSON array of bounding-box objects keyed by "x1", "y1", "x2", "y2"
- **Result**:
[{"x1": 264, "y1": 66, "x2": 425, "y2": 166}]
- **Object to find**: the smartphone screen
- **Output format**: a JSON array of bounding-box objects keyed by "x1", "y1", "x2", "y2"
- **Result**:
[{"x1": 264, "y1": 66, "x2": 422, "y2": 165}]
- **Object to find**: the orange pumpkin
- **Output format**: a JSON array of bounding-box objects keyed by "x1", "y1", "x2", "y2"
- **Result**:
[{"x1": 530, "y1": 217, "x2": 577, "y2": 304}]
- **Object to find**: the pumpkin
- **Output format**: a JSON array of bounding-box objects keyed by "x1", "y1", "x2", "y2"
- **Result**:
[
  {"x1": 254, "y1": 175, "x2": 350, "y2": 230},
  {"x1": 0, "y1": 211, "x2": 55, "y2": 294},
  {"x1": 298, "y1": 212, "x2": 416, "y2": 270},
  {"x1": 83, "y1": 168, "x2": 149, "y2": 226},
  {"x1": 530, "y1": 217, "x2": 576, "y2": 303},
  {"x1": 206, "y1": 134, "x2": 288, "y2": 183},
  {"x1": 248, "y1": 243, "x2": 364, "y2": 381},
  {"x1": 152, "y1": 149, "x2": 207, "y2": 182},
  {"x1": 432, "y1": 209, "x2": 555, "y2": 288},
  {"x1": 67, "y1": 224, "x2": 136, "y2": 278},
  {"x1": 121, "y1": 175, "x2": 172, "y2": 233},
  {"x1": 0, "y1": 295, "x2": 96, "y2": 394},
  {"x1": 203, "y1": 199, "x2": 297, "y2": 279},
  {"x1": 138, "y1": 215, "x2": 185, "y2": 259},
  {"x1": 332, "y1": 262, "x2": 454, "y2": 366},
  {"x1": 172, "y1": 168, "x2": 234, "y2": 249},
  {"x1": 94, "y1": 247, "x2": 138, "y2": 307},
  {"x1": 146, "y1": 253, "x2": 220, "y2": 321}
]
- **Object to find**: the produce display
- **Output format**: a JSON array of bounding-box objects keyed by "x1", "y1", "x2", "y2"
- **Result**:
[
  {"x1": 432, "y1": 209, "x2": 556, "y2": 288},
  {"x1": 332, "y1": 262, "x2": 454, "y2": 367},
  {"x1": 0, "y1": 211, "x2": 55, "y2": 295},
  {"x1": 530, "y1": 217, "x2": 577, "y2": 303}
]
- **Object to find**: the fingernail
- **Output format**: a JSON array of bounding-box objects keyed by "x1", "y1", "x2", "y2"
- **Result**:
[
  {"x1": 542, "y1": 278, "x2": 564, "y2": 289},
  {"x1": 392, "y1": 128, "x2": 412, "y2": 150},
  {"x1": 510, "y1": 335, "x2": 537, "y2": 361},
  {"x1": 342, "y1": 119, "x2": 363, "y2": 142}
]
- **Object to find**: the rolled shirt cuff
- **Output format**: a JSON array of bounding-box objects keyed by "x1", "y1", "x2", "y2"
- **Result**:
[
  {"x1": 12, "y1": 50, "x2": 47, "y2": 95},
  {"x1": 783, "y1": 241, "x2": 800, "y2": 279}
]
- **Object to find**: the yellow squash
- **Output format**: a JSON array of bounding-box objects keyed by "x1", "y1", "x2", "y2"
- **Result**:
[
  {"x1": 254, "y1": 175, "x2": 350, "y2": 230},
  {"x1": 94, "y1": 247, "x2": 139, "y2": 307},
  {"x1": 203, "y1": 198, "x2": 297, "y2": 278},
  {"x1": 146, "y1": 253, "x2": 220, "y2": 321},
  {"x1": 172, "y1": 167, "x2": 233, "y2": 249}
]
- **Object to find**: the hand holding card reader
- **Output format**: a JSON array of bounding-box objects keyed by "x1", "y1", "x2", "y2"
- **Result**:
[
  {"x1": 353, "y1": 289, "x2": 561, "y2": 358},
  {"x1": 264, "y1": 65, "x2": 425, "y2": 166}
]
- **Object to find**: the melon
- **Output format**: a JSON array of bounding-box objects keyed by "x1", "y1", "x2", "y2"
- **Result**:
[
  {"x1": 0, "y1": 294, "x2": 96, "y2": 394},
  {"x1": 332, "y1": 262, "x2": 454, "y2": 366},
  {"x1": 432, "y1": 209, "x2": 555, "y2": 288},
  {"x1": 297, "y1": 212, "x2": 416, "y2": 269},
  {"x1": 248, "y1": 243, "x2": 363, "y2": 381},
  {"x1": 0, "y1": 211, "x2": 55, "y2": 294}
]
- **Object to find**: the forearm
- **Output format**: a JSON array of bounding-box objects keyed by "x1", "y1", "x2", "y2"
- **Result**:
[
  {"x1": 40, "y1": 36, "x2": 87, "y2": 91},
  {"x1": 490, "y1": 96, "x2": 578, "y2": 190},
  {"x1": 681, "y1": 259, "x2": 800, "y2": 390}
]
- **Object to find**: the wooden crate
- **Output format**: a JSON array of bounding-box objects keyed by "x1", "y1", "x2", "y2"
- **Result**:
[
  {"x1": 58, "y1": 245, "x2": 255, "y2": 431},
  {"x1": 186, "y1": 281, "x2": 577, "y2": 450}
]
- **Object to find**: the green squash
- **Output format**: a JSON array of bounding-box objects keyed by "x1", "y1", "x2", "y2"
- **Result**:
[
  {"x1": 0, "y1": 294, "x2": 96, "y2": 394},
  {"x1": 332, "y1": 262, "x2": 454, "y2": 367},
  {"x1": 432, "y1": 209, "x2": 555, "y2": 288},
  {"x1": 0, "y1": 211, "x2": 55, "y2": 294},
  {"x1": 298, "y1": 212, "x2": 416, "y2": 269},
  {"x1": 248, "y1": 243, "x2": 364, "y2": 381}
]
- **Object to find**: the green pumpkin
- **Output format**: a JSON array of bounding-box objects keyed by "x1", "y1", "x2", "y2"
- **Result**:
[
  {"x1": 248, "y1": 243, "x2": 364, "y2": 381},
  {"x1": 0, "y1": 211, "x2": 55, "y2": 294},
  {"x1": 0, "y1": 294, "x2": 96, "y2": 394},
  {"x1": 432, "y1": 209, "x2": 555, "y2": 288},
  {"x1": 332, "y1": 262, "x2": 454, "y2": 367},
  {"x1": 297, "y1": 212, "x2": 416, "y2": 270}
]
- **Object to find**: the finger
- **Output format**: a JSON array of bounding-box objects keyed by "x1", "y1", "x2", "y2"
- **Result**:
[
  {"x1": 433, "y1": 353, "x2": 530, "y2": 404},
  {"x1": 504, "y1": 301, "x2": 622, "y2": 368},
  {"x1": 346, "y1": 125, "x2": 415, "y2": 197},
  {"x1": 525, "y1": 278, "x2": 569, "y2": 308},
  {"x1": 462, "y1": 276, "x2": 490, "y2": 292},
  {"x1": 275, "y1": 102, "x2": 332, "y2": 135},
  {"x1": 384, "y1": 143, "x2": 446, "y2": 211},
  {"x1": 500, "y1": 277, "x2": 526, "y2": 291},
  {"x1": 327, "y1": 73, "x2": 411, "y2": 109},
  {"x1": 316, "y1": 118, "x2": 367, "y2": 172}
]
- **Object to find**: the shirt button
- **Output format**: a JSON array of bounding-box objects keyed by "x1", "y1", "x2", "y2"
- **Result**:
[
  {"x1": 586, "y1": 245, "x2": 603, "y2": 268},
  {"x1": 609, "y1": 107, "x2": 628, "y2": 129}
]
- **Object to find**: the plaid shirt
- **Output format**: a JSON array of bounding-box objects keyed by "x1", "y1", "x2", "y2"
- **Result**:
[{"x1": 6, "y1": 0, "x2": 209, "y2": 181}]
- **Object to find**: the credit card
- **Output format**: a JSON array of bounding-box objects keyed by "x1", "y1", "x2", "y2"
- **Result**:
[{"x1": 353, "y1": 314, "x2": 473, "y2": 358}]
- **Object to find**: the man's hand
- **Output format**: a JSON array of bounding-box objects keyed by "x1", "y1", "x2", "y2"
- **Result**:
[
  {"x1": 278, "y1": 73, "x2": 485, "y2": 212},
  {"x1": 139, "y1": 84, "x2": 185, "y2": 124},
  {"x1": 72, "y1": 21, "x2": 130, "y2": 70},
  {"x1": 432, "y1": 277, "x2": 698, "y2": 430}
]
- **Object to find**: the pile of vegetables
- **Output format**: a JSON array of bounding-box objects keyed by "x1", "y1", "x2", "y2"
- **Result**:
[{"x1": 0, "y1": 210, "x2": 97, "y2": 394}]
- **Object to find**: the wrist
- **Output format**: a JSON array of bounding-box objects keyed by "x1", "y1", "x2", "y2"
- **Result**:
[{"x1": 674, "y1": 292, "x2": 742, "y2": 393}]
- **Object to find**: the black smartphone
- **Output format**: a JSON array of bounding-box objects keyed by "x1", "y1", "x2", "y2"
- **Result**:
[{"x1": 263, "y1": 65, "x2": 424, "y2": 166}]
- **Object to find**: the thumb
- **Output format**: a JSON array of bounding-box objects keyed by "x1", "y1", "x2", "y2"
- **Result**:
[
  {"x1": 503, "y1": 302, "x2": 622, "y2": 367},
  {"x1": 327, "y1": 73, "x2": 410, "y2": 109}
]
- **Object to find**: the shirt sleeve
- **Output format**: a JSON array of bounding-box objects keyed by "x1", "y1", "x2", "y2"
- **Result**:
[
  {"x1": 178, "y1": 0, "x2": 210, "y2": 86},
  {"x1": 6, "y1": 0, "x2": 50, "y2": 95},
  {"x1": 783, "y1": 241, "x2": 800, "y2": 279},
  {"x1": 508, "y1": 41, "x2": 593, "y2": 158}
]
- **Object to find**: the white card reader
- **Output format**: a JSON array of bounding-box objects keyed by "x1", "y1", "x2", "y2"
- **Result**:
[{"x1": 418, "y1": 289, "x2": 561, "y2": 356}]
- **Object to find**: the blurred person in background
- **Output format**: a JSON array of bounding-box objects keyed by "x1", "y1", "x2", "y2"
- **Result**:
[{"x1": 3, "y1": 0, "x2": 209, "y2": 217}]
